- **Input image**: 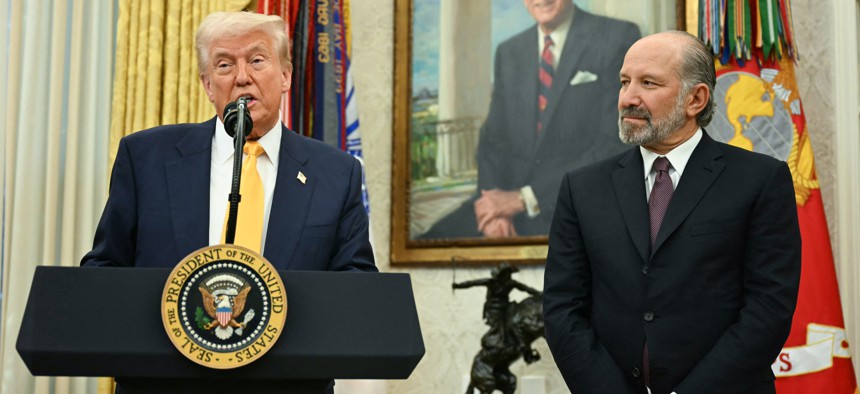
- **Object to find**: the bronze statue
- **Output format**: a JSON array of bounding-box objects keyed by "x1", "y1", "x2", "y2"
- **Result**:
[{"x1": 453, "y1": 262, "x2": 544, "y2": 394}]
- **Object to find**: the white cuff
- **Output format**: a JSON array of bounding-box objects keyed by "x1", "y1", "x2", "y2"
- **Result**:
[{"x1": 519, "y1": 186, "x2": 540, "y2": 218}]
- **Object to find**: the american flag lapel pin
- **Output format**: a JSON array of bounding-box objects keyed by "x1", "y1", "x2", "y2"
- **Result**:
[{"x1": 297, "y1": 171, "x2": 307, "y2": 184}]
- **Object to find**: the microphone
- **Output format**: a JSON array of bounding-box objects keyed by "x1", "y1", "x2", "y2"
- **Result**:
[
  {"x1": 223, "y1": 97, "x2": 253, "y2": 138},
  {"x1": 223, "y1": 97, "x2": 254, "y2": 245}
]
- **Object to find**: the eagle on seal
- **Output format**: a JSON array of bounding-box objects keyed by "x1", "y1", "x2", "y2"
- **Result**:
[{"x1": 200, "y1": 284, "x2": 251, "y2": 340}]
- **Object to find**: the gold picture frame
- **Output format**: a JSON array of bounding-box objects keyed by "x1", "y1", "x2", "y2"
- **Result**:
[{"x1": 391, "y1": 0, "x2": 687, "y2": 265}]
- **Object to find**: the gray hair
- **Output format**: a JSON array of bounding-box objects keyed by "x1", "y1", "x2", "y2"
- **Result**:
[
  {"x1": 195, "y1": 12, "x2": 292, "y2": 76},
  {"x1": 664, "y1": 30, "x2": 716, "y2": 127}
]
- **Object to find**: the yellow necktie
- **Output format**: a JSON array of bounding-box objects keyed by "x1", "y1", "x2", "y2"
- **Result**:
[{"x1": 222, "y1": 141, "x2": 265, "y2": 253}]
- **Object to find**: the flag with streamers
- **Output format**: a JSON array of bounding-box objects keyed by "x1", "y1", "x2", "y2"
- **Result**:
[
  {"x1": 699, "y1": 1, "x2": 857, "y2": 393},
  {"x1": 257, "y1": 0, "x2": 370, "y2": 214}
]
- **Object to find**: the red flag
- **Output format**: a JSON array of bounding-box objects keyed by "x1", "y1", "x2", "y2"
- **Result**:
[{"x1": 709, "y1": 33, "x2": 858, "y2": 394}]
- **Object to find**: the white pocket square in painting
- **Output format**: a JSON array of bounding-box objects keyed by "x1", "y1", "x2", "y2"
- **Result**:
[{"x1": 570, "y1": 70, "x2": 598, "y2": 85}]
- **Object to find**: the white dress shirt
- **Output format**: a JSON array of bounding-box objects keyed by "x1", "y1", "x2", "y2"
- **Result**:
[
  {"x1": 640, "y1": 128, "x2": 703, "y2": 201},
  {"x1": 209, "y1": 118, "x2": 282, "y2": 253},
  {"x1": 536, "y1": 10, "x2": 573, "y2": 65}
]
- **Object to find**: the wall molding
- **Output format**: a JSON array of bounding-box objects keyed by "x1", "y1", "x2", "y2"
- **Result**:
[{"x1": 832, "y1": 0, "x2": 860, "y2": 378}]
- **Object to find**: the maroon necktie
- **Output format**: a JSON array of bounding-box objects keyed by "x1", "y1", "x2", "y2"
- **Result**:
[
  {"x1": 538, "y1": 35, "x2": 554, "y2": 132},
  {"x1": 644, "y1": 156, "x2": 673, "y2": 387},
  {"x1": 649, "y1": 157, "x2": 674, "y2": 247}
]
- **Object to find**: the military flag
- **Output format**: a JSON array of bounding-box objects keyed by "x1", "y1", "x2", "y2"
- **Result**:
[
  {"x1": 258, "y1": 0, "x2": 370, "y2": 213},
  {"x1": 699, "y1": 1, "x2": 858, "y2": 392}
]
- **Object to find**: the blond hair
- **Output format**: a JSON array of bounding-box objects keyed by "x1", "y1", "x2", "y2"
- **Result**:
[{"x1": 195, "y1": 11, "x2": 292, "y2": 75}]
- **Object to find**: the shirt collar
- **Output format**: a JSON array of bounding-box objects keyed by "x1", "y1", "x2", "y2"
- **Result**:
[
  {"x1": 213, "y1": 117, "x2": 282, "y2": 165},
  {"x1": 640, "y1": 128, "x2": 703, "y2": 179},
  {"x1": 538, "y1": 9, "x2": 573, "y2": 55}
]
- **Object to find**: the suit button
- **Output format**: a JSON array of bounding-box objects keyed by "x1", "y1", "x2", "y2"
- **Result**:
[
  {"x1": 641, "y1": 265, "x2": 649, "y2": 275},
  {"x1": 644, "y1": 312, "x2": 655, "y2": 322},
  {"x1": 632, "y1": 367, "x2": 641, "y2": 378}
]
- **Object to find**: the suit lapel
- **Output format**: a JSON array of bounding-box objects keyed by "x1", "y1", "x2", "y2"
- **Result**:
[
  {"x1": 165, "y1": 119, "x2": 215, "y2": 256},
  {"x1": 612, "y1": 149, "x2": 650, "y2": 264},
  {"x1": 511, "y1": 28, "x2": 540, "y2": 155},
  {"x1": 651, "y1": 132, "x2": 725, "y2": 255},
  {"x1": 263, "y1": 127, "x2": 314, "y2": 269}
]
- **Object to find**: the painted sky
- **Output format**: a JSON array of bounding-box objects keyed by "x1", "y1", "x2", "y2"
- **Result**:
[{"x1": 412, "y1": 0, "x2": 597, "y2": 94}]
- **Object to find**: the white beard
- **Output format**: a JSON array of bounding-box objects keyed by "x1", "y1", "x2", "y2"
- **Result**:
[{"x1": 618, "y1": 93, "x2": 688, "y2": 146}]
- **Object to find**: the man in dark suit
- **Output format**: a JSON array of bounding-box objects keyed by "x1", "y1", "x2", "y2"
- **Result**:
[
  {"x1": 543, "y1": 31, "x2": 801, "y2": 394},
  {"x1": 422, "y1": 1, "x2": 639, "y2": 238},
  {"x1": 81, "y1": 11, "x2": 376, "y2": 272}
]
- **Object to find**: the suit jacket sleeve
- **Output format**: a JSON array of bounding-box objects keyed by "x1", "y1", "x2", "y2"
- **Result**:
[
  {"x1": 675, "y1": 162, "x2": 801, "y2": 392},
  {"x1": 325, "y1": 157, "x2": 377, "y2": 272},
  {"x1": 544, "y1": 174, "x2": 637, "y2": 393},
  {"x1": 80, "y1": 137, "x2": 137, "y2": 267},
  {"x1": 476, "y1": 46, "x2": 511, "y2": 194}
]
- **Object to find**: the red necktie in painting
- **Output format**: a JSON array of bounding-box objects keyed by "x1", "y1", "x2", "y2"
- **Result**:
[{"x1": 538, "y1": 35, "x2": 554, "y2": 133}]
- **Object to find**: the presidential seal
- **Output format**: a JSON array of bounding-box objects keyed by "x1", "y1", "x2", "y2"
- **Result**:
[{"x1": 161, "y1": 245, "x2": 287, "y2": 369}]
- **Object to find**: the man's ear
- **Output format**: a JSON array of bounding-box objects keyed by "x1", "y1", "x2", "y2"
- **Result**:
[
  {"x1": 686, "y1": 83, "x2": 709, "y2": 119},
  {"x1": 200, "y1": 74, "x2": 214, "y2": 102},
  {"x1": 281, "y1": 70, "x2": 292, "y2": 93}
]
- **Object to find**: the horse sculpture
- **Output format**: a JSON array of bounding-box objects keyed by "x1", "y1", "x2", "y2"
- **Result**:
[{"x1": 454, "y1": 263, "x2": 545, "y2": 394}]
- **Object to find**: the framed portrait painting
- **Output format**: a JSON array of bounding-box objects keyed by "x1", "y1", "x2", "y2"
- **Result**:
[{"x1": 392, "y1": 0, "x2": 687, "y2": 265}]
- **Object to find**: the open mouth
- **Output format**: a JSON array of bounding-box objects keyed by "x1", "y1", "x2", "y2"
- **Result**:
[{"x1": 237, "y1": 94, "x2": 256, "y2": 106}]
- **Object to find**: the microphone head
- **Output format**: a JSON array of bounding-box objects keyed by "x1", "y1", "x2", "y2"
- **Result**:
[
  {"x1": 223, "y1": 101, "x2": 253, "y2": 138},
  {"x1": 223, "y1": 101, "x2": 239, "y2": 137}
]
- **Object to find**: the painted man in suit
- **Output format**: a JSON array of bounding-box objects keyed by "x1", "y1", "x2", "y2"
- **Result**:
[
  {"x1": 422, "y1": 0, "x2": 640, "y2": 238},
  {"x1": 81, "y1": 11, "x2": 376, "y2": 273},
  {"x1": 543, "y1": 31, "x2": 801, "y2": 394}
]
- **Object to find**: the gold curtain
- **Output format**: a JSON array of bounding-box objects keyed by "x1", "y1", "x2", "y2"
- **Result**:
[
  {"x1": 685, "y1": 0, "x2": 697, "y2": 35},
  {"x1": 109, "y1": 0, "x2": 253, "y2": 167},
  {"x1": 101, "y1": 2, "x2": 251, "y2": 392}
]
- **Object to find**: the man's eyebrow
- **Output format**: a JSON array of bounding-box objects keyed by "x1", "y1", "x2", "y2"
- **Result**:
[
  {"x1": 245, "y1": 43, "x2": 271, "y2": 55},
  {"x1": 640, "y1": 73, "x2": 666, "y2": 82},
  {"x1": 210, "y1": 48, "x2": 233, "y2": 60},
  {"x1": 209, "y1": 43, "x2": 272, "y2": 59},
  {"x1": 619, "y1": 71, "x2": 665, "y2": 82}
]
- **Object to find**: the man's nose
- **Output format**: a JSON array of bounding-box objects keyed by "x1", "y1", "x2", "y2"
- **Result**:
[
  {"x1": 235, "y1": 63, "x2": 251, "y2": 85},
  {"x1": 618, "y1": 85, "x2": 641, "y2": 109}
]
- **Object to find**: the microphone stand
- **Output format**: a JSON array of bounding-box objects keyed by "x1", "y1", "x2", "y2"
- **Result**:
[{"x1": 224, "y1": 98, "x2": 250, "y2": 245}]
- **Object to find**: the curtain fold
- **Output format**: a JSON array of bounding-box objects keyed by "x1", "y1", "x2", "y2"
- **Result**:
[
  {"x1": 1, "y1": 0, "x2": 114, "y2": 393},
  {"x1": 109, "y1": 0, "x2": 252, "y2": 168},
  {"x1": 5, "y1": 0, "x2": 254, "y2": 392}
]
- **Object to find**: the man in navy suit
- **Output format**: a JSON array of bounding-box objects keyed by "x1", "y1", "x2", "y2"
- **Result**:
[
  {"x1": 422, "y1": 1, "x2": 639, "y2": 238},
  {"x1": 81, "y1": 11, "x2": 376, "y2": 273},
  {"x1": 543, "y1": 31, "x2": 801, "y2": 394}
]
